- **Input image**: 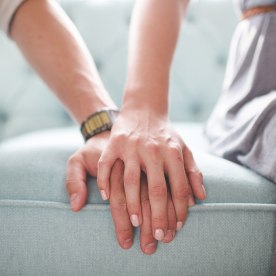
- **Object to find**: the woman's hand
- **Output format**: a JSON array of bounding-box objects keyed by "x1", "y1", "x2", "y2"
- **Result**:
[{"x1": 97, "y1": 106, "x2": 206, "y2": 240}]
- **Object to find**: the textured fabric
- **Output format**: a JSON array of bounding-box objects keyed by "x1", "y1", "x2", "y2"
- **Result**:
[
  {"x1": 0, "y1": 201, "x2": 275, "y2": 276},
  {"x1": 0, "y1": 125, "x2": 275, "y2": 275},
  {"x1": 205, "y1": 4, "x2": 276, "y2": 184},
  {"x1": 0, "y1": 126, "x2": 276, "y2": 205},
  {"x1": 0, "y1": 0, "x2": 25, "y2": 34}
]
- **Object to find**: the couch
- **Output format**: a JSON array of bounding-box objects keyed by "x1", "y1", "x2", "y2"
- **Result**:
[{"x1": 0, "y1": 0, "x2": 275, "y2": 275}]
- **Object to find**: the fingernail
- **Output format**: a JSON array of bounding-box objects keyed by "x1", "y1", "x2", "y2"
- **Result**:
[
  {"x1": 176, "y1": 221, "x2": 183, "y2": 231},
  {"x1": 70, "y1": 193, "x2": 78, "y2": 210},
  {"x1": 188, "y1": 195, "x2": 195, "y2": 206},
  {"x1": 172, "y1": 230, "x2": 176, "y2": 238},
  {"x1": 154, "y1": 229, "x2": 164, "y2": 241},
  {"x1": 100, "y1": 190, "x2": 108, "y2": 200},
  {"x1": 202, "y1": 184, "x2": 206, "y2": 198},
  {"x1": 144, "y1": 243, "x2": 156, "y2": 254},
  {"x1": 130, "y1": 214, "x2": 140, "y2": 227},
  {"x1": 123, "y1": 239, "x2": 132, "y2": 249},
  {"x1": 162, "y1": 230, "x2": 174, "y2": 242}
]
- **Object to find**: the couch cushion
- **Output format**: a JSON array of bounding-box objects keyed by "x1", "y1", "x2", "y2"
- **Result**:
[{"x1": 0, "y1": 124, "x2": 275, "y2": 205}]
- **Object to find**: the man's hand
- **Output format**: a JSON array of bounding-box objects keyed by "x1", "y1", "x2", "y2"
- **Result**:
[
  {"x1": 110, "y1": 160, "x2": 177, "y2": 255},
  {"x1": 66, "y1": 131, "x2": 110, "y2": 211}
]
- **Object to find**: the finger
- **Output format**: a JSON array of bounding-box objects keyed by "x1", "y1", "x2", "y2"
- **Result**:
[
  {"x1": 110, "y1": 159, "x2": 133, "y2": 250},
  {"x1": 97, "y1": 146, "x2": 117, "y2": 201},
  {"x1": 162, "y1": 187, "x2": 177, "y2": 243},
  {"x1": 140, "y1": 173, "x2": 157, "y2": 255},
  {"x1": 164, "y1": 146, "x2": 190, "y2": 231},
  {"x1": 66, "y1": 153, "x2": 88, "y2": 212},
  {"x1": 146, "y1": 161, "x2": 168, "y2": 241},
  {"x1": 124, "y1": 157, "x2": 142, "y2": 227},
  {"x1": 183, "y1": 146, "x2": 206, "y2": 201}
]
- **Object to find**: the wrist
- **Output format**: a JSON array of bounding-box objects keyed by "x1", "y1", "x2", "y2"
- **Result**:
[
  {"x1": 67, "y1": 88, "x2": 118, "y2": 124},
  {"x1": 122, "y1": 86, "x2": 169, "y2": 117}
]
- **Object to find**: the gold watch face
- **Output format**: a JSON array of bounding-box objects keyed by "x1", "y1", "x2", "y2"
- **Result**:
[
  {"x1": 81, "y1": 110, "x2": 117, "y2": 141},
  {"x1": 84, "y1": 111, "x2": 111, "y2": 134}
]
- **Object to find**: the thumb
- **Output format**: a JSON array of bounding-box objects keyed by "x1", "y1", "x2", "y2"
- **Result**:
[{"x1": 66, "y1": 153, "x2": 88, "y2": 212}]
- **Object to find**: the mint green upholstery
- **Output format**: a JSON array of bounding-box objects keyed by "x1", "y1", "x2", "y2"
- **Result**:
[{"x1": 0, "y1": 0, "x2": 275, "y2": 275}]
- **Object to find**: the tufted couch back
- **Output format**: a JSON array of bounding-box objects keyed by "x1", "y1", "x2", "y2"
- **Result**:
[{"x1": 0, "y1": 0, "x2": 238, "y2": 141}]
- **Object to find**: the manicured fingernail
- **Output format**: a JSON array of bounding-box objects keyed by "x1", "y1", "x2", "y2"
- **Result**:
[
  {"x1": 144, "y1": 243, "x2": 156, "y2": 254},
  {"x1": 202, "y1": 185, "x2": 206, "y2": 198},
  {"x1": 176, "y1": 221, "x2": 183, "y2": 231},
  {"x1": 123, "y1": 239, "x2": 132, "y2": 249},
  {"x1": 70, "y1": 193, "x2": 78, "y2": 210},
  {"x1": 100, "y1": 190, "x2": 108, "y2": 200},
  {"x1": 154, "y1": 229, "x2": 164, "y2": 241},
  {"x1": 130, "y1": 214, "x2": 140, "y2": 227},
  {"x1": 188, "y1": 195, "x2": 195, "y2": 206}
]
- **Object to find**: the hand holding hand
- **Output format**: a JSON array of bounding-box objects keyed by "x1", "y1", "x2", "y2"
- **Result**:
[
  {"x1": 65, "y1": 131, "x2": 179, "y2": 255},
  {"x1": 109, "y1": 159, "x2": 177, "y2": 255},
  {"x1": 97, "y1": 107, "x2": 206, "y2": 240}
]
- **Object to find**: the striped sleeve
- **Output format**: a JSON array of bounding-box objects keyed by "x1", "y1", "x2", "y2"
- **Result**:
[{"x1": 0, "y1": 0, "x2": 25, "y2": 35}]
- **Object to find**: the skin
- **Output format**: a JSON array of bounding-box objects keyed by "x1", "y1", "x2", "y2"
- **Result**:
[
  {"x1": 10, "y1": 0, "x2": 206, "y2": 254},
  {"x1": 97, "y1": 0, "x2": 206, "y2": 241}
]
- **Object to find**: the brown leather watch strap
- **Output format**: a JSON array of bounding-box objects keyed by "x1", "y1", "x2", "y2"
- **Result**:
[{"x1": 242, "y1": 4, "x2": 276, "y2": 20}]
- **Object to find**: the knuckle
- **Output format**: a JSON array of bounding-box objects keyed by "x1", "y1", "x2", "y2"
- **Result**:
[
  {"x1": 124, "y1": 174, "x2": 139, "y2": 186},
  {"x1": 129, "y1": 135, "x2": 140, "y2": 146},
  {"x1": 149, "y1": 184, "x2": 167, "y2": 198},
  {"x1": 97, "y1": 158, "x2": 108, "y2": 167},
  {"x1": 187, "y1": 168, "x2": 202, "y2": 179},
  {"x1": 110, "y1": 198, "x2": 127, "y2": 212},
  {"x1": 67, "y1": 153, "x2": 82, "y2": 167},
  {"x1": 112, "y1": 133, "x2": 127, "y2": 144},
  {"x1": 145, "y1": 141, "x2": 160, "y2": 156},
  {"x1": 152, "y1": 215, "x2": 167, "y2": 226},
  {"x1": 168, "y1": 144, "x2": 183, "y2": 161},
  {"x1": 173, "y1": 185, "x2": 189, "y2": 200},
  {"x1": 185, "y1": 146, "x2": 193, "y2": 155},
  {"x1": 65, "y1": 178, "x2": 75, "y2": 191},
  {"x1": 141, "y1": 198, "x2": 150, "y2": 210}
]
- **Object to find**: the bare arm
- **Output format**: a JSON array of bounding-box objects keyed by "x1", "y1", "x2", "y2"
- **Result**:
[
  {"x1": 10, "y1": 0, "x2": 117, "y2": 123},
  {"x1": 97, "y1": 0, "x2": 206, "y2": 241},
  {"x1": 123, "y1": 0, "x2": 188, "y2": 113}
]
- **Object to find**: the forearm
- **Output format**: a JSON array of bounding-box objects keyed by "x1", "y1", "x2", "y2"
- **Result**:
[
  {"x1": 123, "y1": 0, "x2": 188, "y2": 115},
  {"x1": 10, "y1": 0, "x2": 117, "y2": 124}
]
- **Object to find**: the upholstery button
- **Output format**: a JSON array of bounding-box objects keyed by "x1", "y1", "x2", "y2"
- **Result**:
[
  {"x1": 217, "y1": 55, "x2": 227, "y2": 67},
  {"x1": 95, "y1": 59, "x2": 102, "y2": 71},
  {"x1": 190, "y1": 102, "x2": 202, "y2": 116},
  {"x1": 0, "y1": 111, "x2": 7, "y2": 123},
  {"x1": 125, "y1": 15, "x2": 131, "y2": 25},
  {"x1": 24, "y1": 66, "x2": 34, "y2": 75},
  {"x1": 186, "y1": 14, "x2": 195, "y2": 23}
]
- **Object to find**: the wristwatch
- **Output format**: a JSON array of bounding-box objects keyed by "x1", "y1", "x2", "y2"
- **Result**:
[{"x1": 80, "y1": 108, "x2": 119, "y2": 141}]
